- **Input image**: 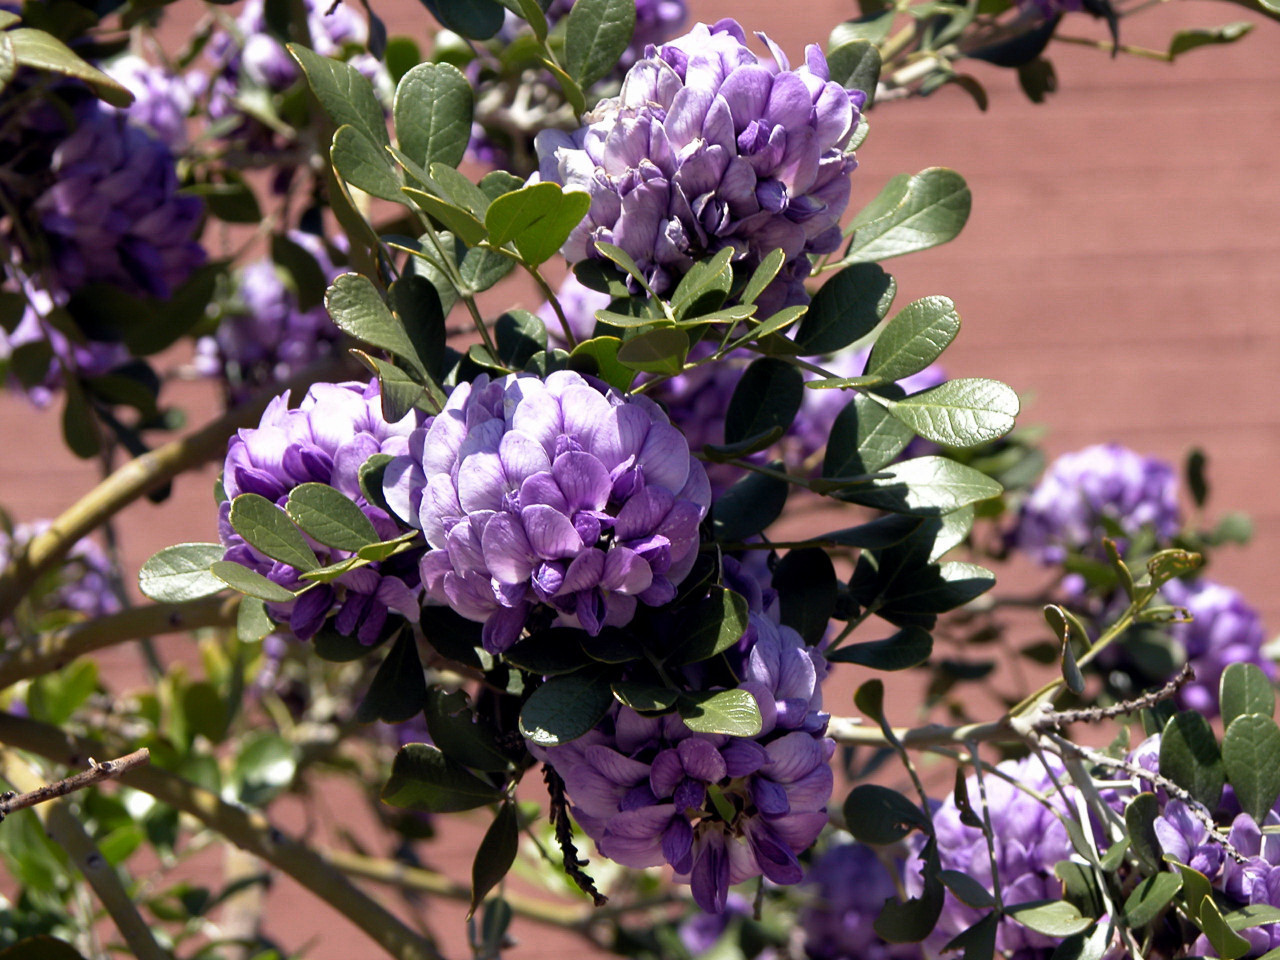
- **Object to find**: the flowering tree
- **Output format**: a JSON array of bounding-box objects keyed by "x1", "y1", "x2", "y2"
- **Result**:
[{"x1": 0, "y1": 0, "x2": 1278, "y2": 958}]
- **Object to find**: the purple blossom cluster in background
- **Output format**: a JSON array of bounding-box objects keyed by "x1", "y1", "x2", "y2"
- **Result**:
[
  {"x1": 535, "y1": 19, "x2": 865, "y2": 312},
  {"x1": 383, "y1": 370, "x2": 710, "y2": 652},
  {"x1": 0, "y1": 521, "x2": 121, "y2": 620},
  {"x1": 1013, "y1": 443, "x2": 1182, "y2": 564},
  {"x1": 801, "y1": 843, "x2": 915, "y2": 960},
  {"x1": 106, "y1": 55, "x2": 198, "y2": 149},
  {"x1": 1162, "y1": 578, "x2": 1274, "y2": 718},
  {"x1": 220, "y1": 380, "x2": 423, "y2": 642},
  {"x1": 531, "y1": 557, "x2": 833, "y2": 913},
  {"x1": 194, "y1": 232, "x2": 344, "y2": 401},
  {"x1": 908, "y1": 756, "x2": 1077, "y2": 958}
]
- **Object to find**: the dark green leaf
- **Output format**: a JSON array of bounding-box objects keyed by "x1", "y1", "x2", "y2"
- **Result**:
[
  {"x1": 1221, "y1": 662, "x2": 1276, "y2": 728},
  {"x1": 327, "y1": 273, "x2": 428, "y2": 377},
  {"x1": 568, "y1": 337, "x2": 634, "y2": 391},
  {"x1": 419, "y1": 0, "x2": 505, "y2": 37},
  {"x1": 1168, "y1": 21, "x2": 1253, "y2": 57},
  {"x1": 1055, "y1": 861, "x2": 1106, "y2": 918},
  {"x1": 495, "y1": 310, "x2": 547, "y2": 368},
  {"x1": 228, "y1": 493, "x2": 319, "y2": 572},
  {"x1": 394, "y1": 62, "x2": 473, "y2": 170},
  {"x1": 876, "y1": 839, "x2": 944, "y2": 942},
  {"x1": 670, "y1": 247, "x2": 733, "y2": 319},
  {"x1": 942, "y1": 913, "x2": 998, "y2": 960},
  {"x1": 864, "y1": 296, "x2": 960, "y2": 383},
  {"x1": 564, "y1": 0, "x2": 635, "y2": 88},
  {"x1": 285, "y1": 483, "x2": 380, "y2": 551},
  {"x1": 842, "y1": 784, "x2": 930, "y2": 844},
  {"x1": 836, "y1": 456, "x2": 1004, "y2": 516},
  {"x1": 359, "y1": 453, "x2": 396, "y2": 518},
  {"x1": 1124, "y1": 873, "x2": 1182, "y2": 928},
  {"x1": 356, "y1": 631, "x2": 428, "y2": 723},
  {"x1": 882, "y1": 378, "x2": 1019, "y2": 449},
  {"x1": 1125, "y1": 792, "x2": 1163, "y2": 872},
  {"x1": 665, "y1": 587, "x2": 750, "y2": 665},
  {"x1": 794, "y1": 262, "x2": 895, "y2": 354},
  {"x1": 616, "y1": 327, "x2": 689, "y2": 375},
  {"x1": 471, "y1": 801, "x2": 519, "y2": 915},
  {"x1": 1186, "y1": 447, "x2": 1209, "y2": 508},
  {"x1": 1223, "y1": 714, "x2": 1280, "y2": 823},
  {"x1": 138, "y1": 543, "x2": 226, "y2": 602},
  {"x1": 1223, "y1": 903, "x2": 1280, "y2": 932},
  {"x1": 390, "y1": 272, "x2": 449, "y2": 380},
  {"x1": 271, "y1": 233, "x2": 328, "y2": 312},
  {"x1": 519, "y1": 672, "x2": 614, "y2": 745},
  {"x1": 611, "y1": 682, "x2": 680, "y2": 714},
  {"x1": 938, "y1": 870, "x2": 995, "y2": 909},
  {"x1": 504, "y1": 629, "x2": 593, "y2": 676},
  {"x1": 1160, "y1": 711, "x2": 1225, "y2": 809},
  {"x1": 404, "y1": 187, "x2": 487, "y2": 245},
  {"x1": 823, "y1": 394, "x2": 918, "y2": 477},
  {"x1": 331, "y1": 124, "x2": 403, "y2": 202},
  {"x1": 773, "y1": 548, "x2": 837, "y2": 645},
  {"x1": 289, "y1": 43, "x2": 388, "y2": 146},
  {"x1": 1199, "y1": 897, "x2": 1252, "y2": 960},
  {"x1": 1146, "y1": 548, "x2": 1202, "y2": 587},
  {"x1": 739, "y1": 248, "x2": 786, "y2": 306},
  {"x1": 0, "y1": 936, "x2": 89, "y2": 959},
  {"x1": 827, "y1": 626, "x2": 933, "y2": 670},
  {"x1": 382, "y1": 743, "x2": 505, "y2": 812},
  {"x1": 209, "y1": 561, "x2": 296, "y2": 603},
  {"x1": 678, "y1": 689, "x2": 762, "y2": 737},
  {"x1": 711, "y1": 468, "x2": 788, "y2": 540},
  {"x1": 724, "y1": 357, "x2": 804, "y2": 447},
  {"x1": 425, "y1": 689, "x2": 516, "y2": 772},
  {"x1": 843, "y1": 167, "x2": 971, "y2": 264},
  {"x1": 880, "y1": 561, "x2": 995, "y2": 617},
  {"x1": 827, "y1": 39, "x2": 881, "y2": 101},
  {"x1": 62, "y1": 378, "x2": 101, "y2": 459}
]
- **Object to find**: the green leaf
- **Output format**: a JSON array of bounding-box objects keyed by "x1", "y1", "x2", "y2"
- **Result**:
[
  {"x1": 842, "y1": 784, "x2": 930, "y2": 844},
  {"x1": 420, "y1": 0, "x2": 506, "y2": 38},
  {"x1": 711, "y1": 468, "x2": 788, "y2": 541},
  {"x1": 484, "y1": 183, "x2": 591, "y2": 266},
  {"x1": 739, "y1": 248, "x2": 786, "y2": 306},
  {"x1": 568, "y1": 337, "x2": 634, "y2": 391},
  {"x1": 773, "y1": 548, "x2": 837, "y2": 645},
  {"x1": 938, "y1": 870, "x2": 995, "y2": 909},
  {"x1": 356, "y1": 631, "x2": 428, "y2": 723},
  {"x1": 1199, "y1": 897, "x2": 1252, "y2": 960},
  {"x1": 702, "y1": 426, "x2": 785, "y2": 461},
  {"x1": 382, "y1": 743, "x2": 505, "y2": 812},
  {"x1": 271, "y1": 233, "x2": 327, "y2": 312},
  {"x1": 1221, "y1": 661, "x2": 1276, "y2": 728},
  {"x1": 394, "y1": 62, "x2": 473, "y2": 170},
  {"x1": 519, "y1": 672, "x2": 614, "y2": 746},
  {"x1": 354, "y1": 352, "x2": 432, "y2": 421},
  {"x1": 1160, "y1": 711, "x2": 1225, "y2": 809},
  {"x1": 0, "y1": 936, "x2": 89, "y2": 960},
  {"x1": 725, "y1": 358, "x2": 804, "y2": 446},
  {"x1": 876, "y1": 839, "x2": 945, "y2": 942},
  {"x1": 404, "y1": 187, "x2": 487, "y2": 245},
  {"x1": 819, "y1": 514, "x2": 923, "y2": 550},
  {"x1": 864, "y1": 296, "x2": 960, "y2": 383},
  {"x1": 360, "y1": 453, "x2": 396, "y2": 518},
  {"x1": 209, "y1": 561, "x2": 296, "y2": 603},
  {"x1": 670, "y1": 247, "x2": 734, "y2": 319},
  {"x1": 615, "y1": 327, "x2": 689, "y2": 375},
  {"x1": 1125, "y1": 793, "x2": 1163, "y2": 872},
  {"x1": 541, "y1": 55, "x2": 587, "y2": 115},
  {"x1": 326, "y1": 273, "x2": 427, "y2": 377},
  {"x1": 471, "y1": 802, "x2": 519, "y2": 916},
  {"x1": 495, "y1": 310, "x2": 547, "y2": 369},
  {"x1": 611, "y1": 682, "x2": 680, "y2": 714},
  {"x1": 1224, "y1": 903, "x2": 1280, "y2": 932},
  {"x1": 1123, "y1": 873, "x2": 1182, "y2": 928},
  {"x1": 424, "y1": 689, "x2": 516, "y2": 772},
  {"x1": 138, "y1": 543, "x2": 226, "y2": 602},
  {"x1": 664, "y1": 587, "x2": 750, "y2": 665},
  {"x1": 678, "y1": 689, "x2": 762, "y2": 737},
  {"x1": 794, "y1": 262, "x2": 896, "y2": 355},
  {"x1": 1168, "y1": 21, "x2": 1253, "y2": 57},
  {"x1": 1223, "y1": 714, "x2": 1280, "y2": 823},
  {"x1": 880, "y1": 561, "x2": 995, "y2": 619},
  {"x1": 942, "y1": 914, "x2": 998, "y2": 960},
  {"x1": 1006, "y1": 901, "x2": 1092, "y2": 938},
  {"x1": 356, "y1": 530, "x2": 420, "y2": 561},
  {"x1": 1169, "y1": 857, "x2": 1213, "y2": 922},
  {"x1": 232, "y1": 731, "x2": 297, "y2": 806},
  {"x1": 837, "y1": 456, "x2": 1004, "y2": 516},
  {"x1": 564, "y1": 0, "x2": 636, "y2": 88},
  {"x1": 827, "y1": 39, "x2": 882, "y2": 101},
  {"x1": 331, "y1": 124, "x2": 403, "y2": 202},
  {"x1": 7, "y1": 28, "x2": 132, "y2": 106},
  {"x1": 289, "y1": 43, "x2": 388, "y2": 147},
  {"x1": 1146, "y1": 548, "x2": 1202, "y2": 586},
  {"x1": 843, "y1": 168, "x2": 971, "y2": 264},
  {"x1": 62, "y1": 378, "x2": 101, "y2": 459},
  {"x1": 823, "y1": 394, "x2": 917, "y2": 477},
  {"x1": 237, "y1": 597, "x2": 274, "y2": 643},
  {"x1": 285, "y1": 483, "x2": 381, "y2": 551},
  {"x1": 504, "y1": 629, "x2": 593, "y2": 676},
  {"x1": 827, "y1": 626, "x2": 933, "y2": 670},
  {"x1": 228, "y1": 493, "x2": 320, "y2": 572},
  {"x1": 880, "y1": 378, "x2": 1019, "y2": 449}
]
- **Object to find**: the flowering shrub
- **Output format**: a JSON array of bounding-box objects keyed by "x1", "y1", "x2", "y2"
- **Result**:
[{"x1": 0, "y1": 0, "x2": 1276, "y2": 958}]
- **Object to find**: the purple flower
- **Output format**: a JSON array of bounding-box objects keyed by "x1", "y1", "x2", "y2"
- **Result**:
[
  {"x1": 534, "y1": 19, "x2": 864, "y2": 312},
  {"x1": 0, "y1": 521, "x2": 122, "y2": 620},
  {"x1": 531, "y1": 563, "x2": 833, "y2": 913},
  {"x1": 679, "y1": 893, "x2": 751, "y2": 953},
  {"x1": 1161, "y1": 579, "x2": 1274, "y2": 718},
  {"x1": 801, "y1": 843, "x2": 916, "y2": 960},
  {"x1": 1154, "y1": 800, "x2": 1225, "y2": 880},
  {"x1": 194, "y1": 232, "x2": 344, "y2": 401},
  {"x1": 383, "y1": 370, "x2": 710, "y2": 652},
  {"x1": 106, "y1": 55, "x2": 198, "y2": 149},
  {"x1": 908, "y1": 756, "x2": 1075, "y2": 958},
  {"x1": 220, "y1": 380, "x2": 424, "y2": 642},
  {"x1": 1013, "y1": 444, "x2": 1181, "y2": 565}
]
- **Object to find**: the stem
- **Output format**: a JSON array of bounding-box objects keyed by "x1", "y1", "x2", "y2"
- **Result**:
[
  {"x1": 0, "y1": 356, "x2": 350, "y2": 622},
  {"x1": 522, "y1": 262, "x2": 579, "y2": 350},
  {"x1": 1051, "y1": 33, "x2": 1172, "y2": 60},
  {"x1": 0, "y1": 711, "x2": 444, "y2": 960},
  {"x1": 827, "y1": 714, "x2": 1015, "y2": 749},
  {"x1": 0, "y1": 596, "x2": 239, "y2": 691},
  {"x1": 0, "y1": 748, "x2": 150, "y2": 819},
  {"x1": 1, "y1": 753, "x2": 170, "y2": 960}
]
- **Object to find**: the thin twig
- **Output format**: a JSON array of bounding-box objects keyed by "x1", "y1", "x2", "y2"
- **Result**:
[
  {"x1": 1031, "y1": 663, "x2": 1195, "y2": 731},
  {"x1": 0, "y1": 748, "x2": 150, "y2": 821}
]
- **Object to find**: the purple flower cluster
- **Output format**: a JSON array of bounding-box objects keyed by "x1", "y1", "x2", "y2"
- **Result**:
[
  {"x1": 383, "y1": 370, "x2": 710, "y2": 652},
  {"x1": 0, "y1": 521, "x2": 121, "y2": 620},
  {"x1": 1013, "y1": 444, "x2": 1181, "y2": 565},
  {"x1": 220, "y1": 380, "x2": 423, "y2": 642},
  {"x1": 106, "y1": 55, "x2": 198, "y2": 149},
  {"x1": 1161, "y1": 578, "x2": 1274, "y2": 719},
  {"x1": 1, "y1": 94, "x2": 205, "y2": 300},
  {"x1": 531, "y1": 558, "x2": 833, "y2": 913},
  {"x1": 801, "y1": 843, "x2": 915, "y2": 960},
  {"x1": 535, "y1": 19, "x2": 864, "y2": 312},
  {"x1": 194, "y1": 232, "x2": 343, "y2": 401},
  {"x1": 908, "y1": 756, "x2": 1076, "y2": 958}
]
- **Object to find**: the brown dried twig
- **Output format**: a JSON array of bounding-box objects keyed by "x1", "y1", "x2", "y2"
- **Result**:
[
  {"x1": 1030, "y1": 663, "x2": 1196, "y2": 731},
  {"x1": 543, "y1": 763, "x2": 608, "y2": 907},
  {"x1": 0, "y1": 748, "x2": 150, "y2": 822}
]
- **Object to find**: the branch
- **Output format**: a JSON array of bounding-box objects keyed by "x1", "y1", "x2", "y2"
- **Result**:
[
  {"x1": 0, "y1": 596, "x2": 239, "y2": 691},
  {"x1": 827, "y1": 715, "x2": 1016, "y2": 749},
  {"x1": 1029, "y1": 663, "x2": 1195, "y2": 731},
  {"x1": 0, "y1": 356, "x2": 351, "y2": 622},
  {"x1": 0, "y1": 748, "x2": 150, "y2": 820},
  {"x1": 0, "y1": 710, "x2": 444, "y2": 960}
]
